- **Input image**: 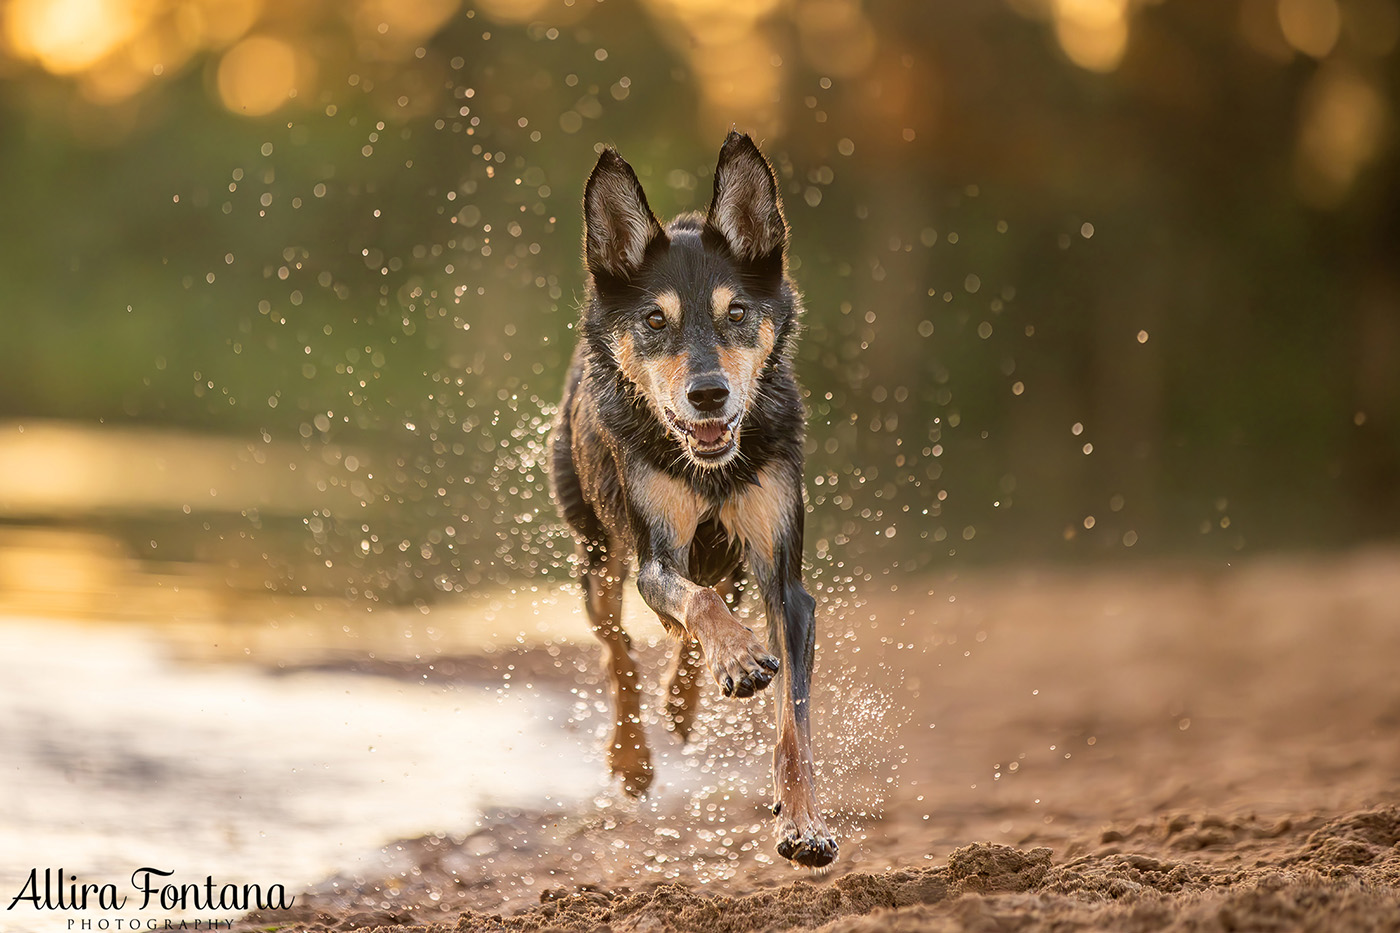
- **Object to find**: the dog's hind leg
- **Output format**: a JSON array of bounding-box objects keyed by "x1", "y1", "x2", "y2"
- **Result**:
[
  {"x1": 581, "y1": 542, "x2": 652, "y2": 797},
  {"x1": 662, "y1": 636, "x2": 703, "y2": 742}
]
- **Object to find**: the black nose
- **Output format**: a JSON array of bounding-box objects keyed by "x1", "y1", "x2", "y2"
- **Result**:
[{"x1": 687, "y1": 374, "x2": 730, "y2": 413}]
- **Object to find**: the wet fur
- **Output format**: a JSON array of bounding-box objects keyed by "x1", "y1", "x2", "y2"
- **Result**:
[{"x1": 550, "y1": 133, "x2": 838, "y2": 868}]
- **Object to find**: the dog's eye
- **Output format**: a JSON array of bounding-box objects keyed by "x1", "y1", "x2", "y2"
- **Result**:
[
  {"x1": 728, "y1": 303, "x2": 747, "y2": 323},
  {"x1": 645, "y1": 309, "x2": 666, "y2": 330}
]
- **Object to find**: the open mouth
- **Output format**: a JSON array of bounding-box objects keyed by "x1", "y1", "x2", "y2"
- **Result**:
[{"x1": 664, "y1": 410, "x2": 741, "y2": 461}]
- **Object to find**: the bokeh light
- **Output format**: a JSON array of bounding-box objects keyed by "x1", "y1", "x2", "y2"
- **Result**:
[
  {"x1": 1295, "y1": 61, "x2": 1387, "y2": 204},
  {"x1": 216, "y1": 33, "x2": 302, "y2": 115},
  {"x1": 1277, "y1": 0, "x2": 1341, "y2": 58},
  {"x1": 1052, "y1": 0, "x2": 1131, "y2": 72},
  {"x1": 4, "y1": 0, "x2": 148, "y2": 74}
]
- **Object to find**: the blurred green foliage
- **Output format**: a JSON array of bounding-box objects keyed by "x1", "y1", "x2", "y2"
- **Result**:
[{"x1": 1, "y1": 0, "x2": 1397, "y2": 600}]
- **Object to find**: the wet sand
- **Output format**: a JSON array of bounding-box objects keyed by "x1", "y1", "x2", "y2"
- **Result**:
[{"x1": 241, "y1": 549, "x2": 1400, "y2": 932}]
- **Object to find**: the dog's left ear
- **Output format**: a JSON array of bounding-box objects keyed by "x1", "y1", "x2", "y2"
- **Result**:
[{"x1": 706, "y1": 131, "x2": 787, "y2": 266}]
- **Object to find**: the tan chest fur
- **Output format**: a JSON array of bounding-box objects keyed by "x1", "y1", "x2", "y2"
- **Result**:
[
  {"x1": 717, "y1": 463, "x2": 794, "y2": 564},
  {"x1": 629, "y1": 462, "x2": 794, "y2": 566}
]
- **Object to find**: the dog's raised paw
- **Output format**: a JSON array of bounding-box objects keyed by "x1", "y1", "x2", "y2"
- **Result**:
[
  {"x1": 723, "y1": 666, "x2": 774, "y2": 698},
  {"x1": 717, "y1": 649, "x2": 779, "y2": 698},
  {"x1": 706, "y1": 626, "x2": 779, "y2": 699}
]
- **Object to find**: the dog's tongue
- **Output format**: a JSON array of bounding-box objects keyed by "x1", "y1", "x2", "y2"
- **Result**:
[{"x1": 693, "y1": 421, "x2": 726, "y2": 445}]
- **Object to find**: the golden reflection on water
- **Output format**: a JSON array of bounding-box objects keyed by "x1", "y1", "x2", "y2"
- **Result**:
[
  {"x1": 0, "y1": 419, "x2": 366, "y2": 518},
  {"x1": 0, "y1": 524, "x2": 609, "y2": 671},
  {"x1": 0, "y1": 519, "x2": 605, "y2": 663},
  {"x1": 0, "y1": 418, "x2": 621, "y2": 662}
]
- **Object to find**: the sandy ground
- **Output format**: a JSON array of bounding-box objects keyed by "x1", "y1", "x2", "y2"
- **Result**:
[{"x1": 241, "y1": 548, "x2": 1400, "y2": 932}]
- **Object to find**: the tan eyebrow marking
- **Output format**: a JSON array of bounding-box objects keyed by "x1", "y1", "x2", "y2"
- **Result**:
[
  {"x1": 711, "y1": 285, "x2": 736, "y2": 320},
  {"x1": 654, "y1": 290, "x2": 682, "y2": 326}
]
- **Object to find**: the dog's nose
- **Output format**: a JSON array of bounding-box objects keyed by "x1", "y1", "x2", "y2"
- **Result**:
[{"x1": 687, "y1": 374, "x2": 730, "y2": 413}]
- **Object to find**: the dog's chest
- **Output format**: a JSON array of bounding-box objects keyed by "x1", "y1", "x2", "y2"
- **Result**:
[{"x1": 630, "y1": 462, "x2": 792, "y2": 563}]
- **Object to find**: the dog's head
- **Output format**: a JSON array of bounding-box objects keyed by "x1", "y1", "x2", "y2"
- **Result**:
[{"x1": 582, "y1": 132, "x2": 791, "y2": 469}]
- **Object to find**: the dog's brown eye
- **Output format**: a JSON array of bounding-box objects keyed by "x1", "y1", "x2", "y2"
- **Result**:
[
  {"x1": 728, "y1": 303, "x2": 747, "y2": 323},
  {"x1": 645, "y1": 309, "x2": 666, "y2": 330}
]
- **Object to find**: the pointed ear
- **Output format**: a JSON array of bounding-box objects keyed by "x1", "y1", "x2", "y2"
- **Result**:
[
  {"x1": 706, "y1": 132, "x2": 787, "y2": 264},
  {"x1": 584, "y1": 148, "x2": 665, "y2": 281}
]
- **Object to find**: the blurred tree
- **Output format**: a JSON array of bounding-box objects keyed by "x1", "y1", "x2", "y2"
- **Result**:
[{"x1": 0, "y1": 0, "x2": 1395, "y2": 600}]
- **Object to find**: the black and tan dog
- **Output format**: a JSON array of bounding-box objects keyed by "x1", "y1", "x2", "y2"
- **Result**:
[{"x1": 550, "y1": 132, "x2": 837, "y2": 867}]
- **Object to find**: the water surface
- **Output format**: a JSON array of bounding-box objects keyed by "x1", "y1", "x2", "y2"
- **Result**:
[{"x1": 0, "y1": 616, "x2": 601, "y2": 928}]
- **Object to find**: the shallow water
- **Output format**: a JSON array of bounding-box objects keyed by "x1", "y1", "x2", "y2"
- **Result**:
[{"x1": 0, "y1": 616, "x2": 602, "y2": 929}]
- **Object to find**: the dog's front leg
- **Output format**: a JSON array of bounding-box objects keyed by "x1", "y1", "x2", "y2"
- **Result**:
[
  {"x1": 755, "y1": 510, "x2": 838, "y2": 868},
  {"x1": 636, "y1": 551, "x2": 778, "y2": 699}
]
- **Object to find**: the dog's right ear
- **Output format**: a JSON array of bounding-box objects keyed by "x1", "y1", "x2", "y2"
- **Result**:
[
  {"x1": 706, "y1": 131, "x2": 786, "y2": 266},
  {"x1": 584, "y1": 148, "x2": 665, "y2": 282}
]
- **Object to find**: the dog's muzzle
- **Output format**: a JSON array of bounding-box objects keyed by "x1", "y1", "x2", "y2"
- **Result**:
[
  {"x1": 664, "y1": 407, "x2": 741, "y2": 463},
  {"x1": 661, "y1": 372, "x2": 739, "y2": 464},
  {"x1": 686, "y1": 373, "x2": 730, "y2": 414}
]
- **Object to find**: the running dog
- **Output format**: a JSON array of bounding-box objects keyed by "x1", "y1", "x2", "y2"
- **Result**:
[{"x1": 551, "y1": 132, "x2": 837, "y2": 867}]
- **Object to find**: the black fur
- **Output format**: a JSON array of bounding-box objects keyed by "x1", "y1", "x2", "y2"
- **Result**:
[{"x1": 550, "y1": 132, "x2": 838, "y2": 868}]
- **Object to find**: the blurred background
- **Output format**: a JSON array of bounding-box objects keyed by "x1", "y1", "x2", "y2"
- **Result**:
[
  {"x1": 1, "y1": 0, "x2": 1398, "y2": 919},
  {"x1": 3, "y1": 0, "x2": 1398, "y2": 613}
]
